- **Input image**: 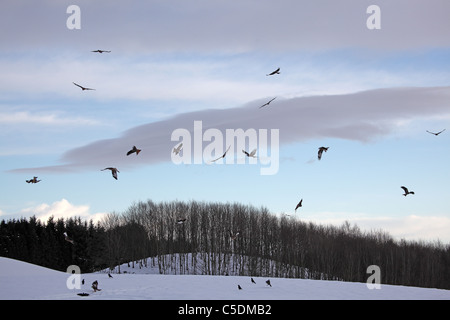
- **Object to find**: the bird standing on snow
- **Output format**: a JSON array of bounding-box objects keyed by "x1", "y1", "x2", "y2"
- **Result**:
[
  {"x1": 101, "y1": 167, "x2": 119, "y2": 180},
  {"x1": 26, "y1": 176, "x2": 41, "y2": 184},
  {"x1": 126, "y1": 146, "x2": 141, "y2": 156},
  {"x1": 238, "y1": 285, "x2": 242, "y2": 290},
  {"x1": 318, "y1": 147, "x2": 329, "y2": 160},
  {"x1": 92, "y1": 280, "x2": 101, "y2": 292},
  {"x1": 401, "y1": 186, "x2": 415, "y2": 196},
  {"x1": 251, "y1": 278, "x2": 256, "y2": 284},
  {"x1": 266, "y1": 279, "x2": 272, "y2": 287}
]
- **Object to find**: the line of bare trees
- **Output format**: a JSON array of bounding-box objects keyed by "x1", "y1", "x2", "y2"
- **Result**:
[{"x1": 101, "y1": 199, "x2": 450, "y2": 289}]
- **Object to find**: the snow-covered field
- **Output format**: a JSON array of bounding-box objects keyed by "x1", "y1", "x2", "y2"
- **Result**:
[{"x1": 0, "y1": 257, "x2": 449, "y2": 300}]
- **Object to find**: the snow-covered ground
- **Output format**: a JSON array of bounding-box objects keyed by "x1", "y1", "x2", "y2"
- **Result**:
[{"x1": 0, "y1": 257, "x2": 449, "y2": 300}]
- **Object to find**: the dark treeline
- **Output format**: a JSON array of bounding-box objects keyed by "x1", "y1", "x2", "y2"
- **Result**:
[
  {"x1": 1, "y1": 199, "x2": 449, "y2": 289},
  {"x1": 0, "y1": 216, "x2": 107, "y2": 272}
]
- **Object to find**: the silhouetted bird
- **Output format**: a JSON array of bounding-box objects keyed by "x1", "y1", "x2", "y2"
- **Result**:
[
  {"x1": 211, "y1": 145, "x2": 231, "y2": 162},
  {"x1": 64, "y1": 232, "x2": 74, "y2": 244},
  {"x1": 259, "y1": 97, "x2": 277, "y2": 108},
  {"x1": 101, "y1": 167, "x2": 119, "y2": 180},
  {"x1": 92, "y1": 280, "x2": 101, "y2": 292},
  {"x1": 266, "y1": 68, "x2": 280, "y2": 76},
  {"x1": 266, "y1": 279, "x2": 272, "y2": 287},
  {"x1": 251, "y1": 278, "x2": 256, "y2": 284},
  {"x1": 318, "y1": 147, "x2": 329, "y2": 160},
  {"x1": 295, "y1": 199, "x2": 303, "y2": 212},
  {"x1": 82, "y1": 279, "x2": 85, "y2": 285},
  {"x1": 126, "y1": 146, "x2": 141, "y2": 156},
  {"x1": 77, "y1": 292, "x2": 89, "y2": 296},
  {"x1": 401, "y1": 186, "x2": 415, "y2": 196},
  {"x1": 108, "y1": 273, "x2": 113, "y2": 278},
  {"x1": 242, "y1": 148, "x2": 257, "y2": 158},
  {"x1": 426, "y1": 129, "x2": 446, "y2": 136},
  {"x1": 91, "y1": 50, "x2": 111, "y2": 53},
  {"x1": 238, "y1": 285, "x2": 242, "y2": 290},
  {"x1": 73, "y1": 82, "x2": 95, "y2": 91},
  {"x1": 176, "y1": 218, "x2": 187, "y2": 224},
  {"x1": 26, "y1": 176, "x2": 41, "y2": 184}
]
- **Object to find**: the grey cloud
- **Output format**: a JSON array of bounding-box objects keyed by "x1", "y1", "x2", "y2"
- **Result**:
[
  {"x1": 2, "y1": 1, "x2": 450, "y2": 54},
  {"x1": 10, "y1": 86, "x2": 450, "y2": 173}
]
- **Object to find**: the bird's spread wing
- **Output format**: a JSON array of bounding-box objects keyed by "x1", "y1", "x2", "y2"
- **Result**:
[
  {"x1": 318, "y1": 149, "x2": 323, "y2": 160},
  {"x1": 211, "y1": 145, "x2": 231, "y2": 162},
  {"x1": 259, "y1": 97, "x2": 276, "y2": 108},
  {"x1": 295, "y1": 199, "x2": 302, "y2": 210},
  {"x1": 266, "y1": 68, "x2": 279, "y2": 76},
  {"x1": 73, "y1": 82, "x2": 95, "y2": 90}
]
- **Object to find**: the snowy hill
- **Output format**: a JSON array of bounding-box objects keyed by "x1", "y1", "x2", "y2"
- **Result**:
[{"x1": 0, "y1": 257, "x2": 449, "y2": 300}]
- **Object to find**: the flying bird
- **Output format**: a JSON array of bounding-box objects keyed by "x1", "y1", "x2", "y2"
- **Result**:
[
  {"x1": 176, "y1": 218, "x2": 187, "y2": 225},
  {"x1": 26, "y1": 176, "x2": 41, "y2": 184},
  {"x1": 229, "y1": 230, "x2": 240, "y2": 241},
  {"x1": 318, "y1": 147, "x2": 329, "y2": 160},
  {"x1": 259, "y1": 97, "x2": 277, "y2": 108},
  {"x1": 73, "y1": 82, "x2": 95, "y2": 91},
  {"x1": 266, "y1": 67, "x2": 280, "y2": 76},
  {"x1": 101, "y1": 167, "x2": 119, "y2": 180},
  {"x1": 401, "y1": 186, "x2": 415, "y2": 196},
  {"x1": 242, "y1": 148, "x2": 257, "y2": 158},
  {"x1": 126, "y1": 146, "x2": 141, "y2": 156},
  {"x1": 426, "y1": 129, "x2": 446, "y2": 136},
  {"x1": 91, "y1": 50, "x2": 111, "y2": 53},
  {"x1": 210, "y1": 145, "x2": 231, "y2": 162},
  {"x1": 295, "y1": 199, "x2": 303, "y2": 212},
  {"x1": 173, "y1": 143, "x2": 183, "y2": 155},
  {"x1": 64, "y1": 232, "x2": 74, "y2": 244}
]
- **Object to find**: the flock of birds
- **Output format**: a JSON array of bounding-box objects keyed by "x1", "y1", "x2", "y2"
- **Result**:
[
  {"x1": 25, "y1": 55, "x2": 447, "y2": 219},
  {"x1": 20, "y1": 51, "x2": 448, "y2": 296},
  {"x1": 237, "y1": 278, "x2": 272, "y2": 291}
]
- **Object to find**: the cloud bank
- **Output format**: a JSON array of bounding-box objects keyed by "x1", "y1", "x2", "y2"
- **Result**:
[
  {"x1": 10, "y1": 86, "x2": 450, "y2": 174},
  {"x1": 2, "y1": 1, "x2": 450, "y2": 53}
]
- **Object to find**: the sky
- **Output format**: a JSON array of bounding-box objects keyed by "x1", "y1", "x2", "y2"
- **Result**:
[{"x1": 1, "y1": 0, "x2": 450, "y2": 243}]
